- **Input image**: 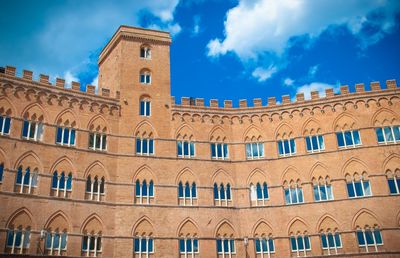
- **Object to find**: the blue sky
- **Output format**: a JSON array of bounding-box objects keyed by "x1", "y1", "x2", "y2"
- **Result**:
[{"x1": 1, "y1": 0, "x2": 399, "y2": 105}]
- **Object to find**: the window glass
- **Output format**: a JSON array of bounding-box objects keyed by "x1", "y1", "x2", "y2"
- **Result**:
[
  {"x1": 284, "y1": 140, "x2": 290, "y2": 153},
  {"x1": 336, "y1": 132, "x2": 344, "y2": 147},
  {"x1": 321, "y1": 234, "x2": 327, "y2": 248},
  {"x1": 319, "y1": 135, "x2": 325, "y2": 149},
  {"x1": 347, "y1": 183, "x2": 355, "y2": 197},
  {"x1": 355, "y1": 181, "x2": 363, "y2": 196},
  {"x1": 344, "y1": 131, "x2": 353, "y2": 145},
  {"x1": 211, "y1": 143, "x2": 216, "y2": 157},
  {"x1": 63, "y1": 128, "x2": 69, "y2": 144},
  {"x1": 4, "y1": 117, "x2": 11, "y2": 134},
  {"x1": 149, "y1": 139, "x2": 154, "y2": 154},
  {"x1": 306, "y1": 137, "x2": 312, "y2": 151},
  {"x1": 296, "y1": 236, "x2": 304, "y2": 250},
  {"x1": 223, "y1": 144, "x2": 228, "y2": 158},
  {"x1": 388, "y1": 179, "x2": 397, "y2": 193},
  {"x1": 376, "y1": 128, "x2": 384, "y2": 142},
  {"x1": 394, "y1": 126, "x2": 400, "y2": 141},
  {"x1": 216, "y1": 239, "x2": 222, "y2": 252},
  {"x1": 290, "y1": 237, "x2": 297, "y2": 250},
  {"x1": 357, "y1": 231, "x2": 365, "y2": 245},
  {"x1": 311, "y1": 136, "x2": 318, "y2": 150},
  {"x1": 56, "y1": 127, "x2": 63, "y2": 143},
  {"x1": 278, "y1": 141, "x2": 284, "y2": 155},
  {"x1": 22, "y1": 120, "x2": 29, "y2": 137},
  {"x1": 363, "y1": 181, "x2": 371, "y2": 196},
  {"x1": 374, "y1": 230, "x2": 382, "y2": 244},
  {"x1": 353, "y1": 130, "x2": 361, "y2": 145}
]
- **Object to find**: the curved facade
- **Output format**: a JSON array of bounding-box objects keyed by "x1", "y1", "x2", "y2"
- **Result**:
[{"x1": 0, "y1": 26, "x2": 399, "y2": 258}]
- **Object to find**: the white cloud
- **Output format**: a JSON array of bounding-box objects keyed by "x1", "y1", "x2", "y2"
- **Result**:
[
  {"x1": 308, "y1": 65, "x2": 319, "y2": 78},
  {"x1": 192, "y1": 16, "x2": 201, "y2": 36},
  {"x1": 207, "y1": 0, "x2": 400, "y2": 60},
  {"x1": 63, "y1": 70, "x2": 79, "y2": 86},
  {"x1": 91, "y1": 75, "x2": 99, "y2": 87},
  {"x1": 296, "y1": 82, "x2": 339, "y2": 100},
  {"x1": 284, "y1": 77, "x2": 294, "y2": 86},
  {"x1": 252, "y1": 65, "x2": 277, "y2": 82}
]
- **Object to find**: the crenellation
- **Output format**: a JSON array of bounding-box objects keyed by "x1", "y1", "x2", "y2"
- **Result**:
[
  {"x1": 325, "y1": 88, "x2": 334, "y2": 97},
  {"x1": 282, "y1": 95, "x2": 290, "y2": 104},
  {"x1": 310, "y1": 91, "x2": 319, "y2": 100},
  {"x1": 268, "y1": 96, "x2": 276, "y2": 106},
  {"x1": 22, "y1": 69, "x2": 33, "y2": 80},
  {"x1": 239, "y1": 99, "x2": 247, "y2": 108},
  {"x1": 86, "y1": 84, "x2": 96, "y2": 94},
  {"x1": 195, "y1": 98, "x2": 204, "y2": 107},
  {"x1": 210, "y1": 99, "x2": 218, "y2": 108},
  {"x1": 102, "y1": 88, "x2": 110, "y2": 97},
  {"x1": 116, "y1": 90, "x2": 121, "y2": 99},
  {"x1": 370, "y1": 81, "x2": 381, "y2": 91},
  {"x1": 386, "y1": 79, "x2": 397, "y2": 89},
  {"x1": 39, "y1": 74, "x2": 50, "y2": 84},
  {"x1": 340, "y1": 85, "x2": 349, "y2": 94},
  {"x1": 5, "y1": 65, "x2": 16, "y2": 76},
  {"x1": 224, "y1": 100, "x2": 232, "y2": 108},
  {"x1": 296, "y1": 93, "x2": 305, "y2": 102},
  {"x1": 71, "y1": 81, "x2": 80, "y2": 91},
  {"x1": 181, "y1": 97, "x2": 190, "y2": 106},
  {"x1": 253, "y1": 98, "x2": 262, "y2": 107},
  {"x1": 355, "y1": 83, "x2": 365, "y2": 92},
  {"x1": 55, "y1": 78, "x2": 65, "y2": 88}
]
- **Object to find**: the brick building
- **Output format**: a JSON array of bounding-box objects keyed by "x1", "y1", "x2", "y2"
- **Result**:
[{"x1": 0, "y1": 26, "x2": 399, "y2": 257}]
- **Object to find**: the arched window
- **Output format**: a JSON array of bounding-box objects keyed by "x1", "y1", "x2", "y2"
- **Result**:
[
  {"x1": 6, "y1": 227, "x2": 31, "y2": 254},
  {"x1": 22, "y1": 119, "x2": 44, "y2": 141},
  {"x1": 85, "y1": 176, "x2": 105, "y2": 201},
  {"x1": 135, "y1": 179, "x2": 154, "y2": 204},
  {"x1": 356, "y1": 226, "x2": 383, "y2": 252},
  {"x1": 56, "y1": 126, "x2": 76, "y2": 146},
  {"x1": 250, "y1": 182, "x2": 269, "y2": 206},
  {"x1": 245, "y1": 139, "x2": 264, "y2": 159},
  {"x1": 177, "y1": 140, "x2": 195, "y2": 158},
  {"x1": 140, "y1": 97, "x2": 151, "y2": 117},
  {"x1": 387, "y1": 169, "x2": 400, "y2": 194},
  {"x1": 336, "y1": 129, "x2": 361, "y2": 148},
  {"x1": 284, "y1": 180, "x2": 304, "y2": 205},
  {"x1": 320, "y1": 230, "x2": 342, "y2": 255},
  {"x1": 82, "y1": 234, "x2": 102, "y2": 257},
  {"x1": 140, "y1": 69, "x2": 151, "y2": 84},
  {"x1": 89, "y1": 132, "x2": 107, "y2": 151},
  {"x1": 290, "y1": 233, "x2": 311, "y2": 257},
  {"x1": 312, "y1": 176, "x2": 333, "y2": 201},
  {"x1": 278, "y1": 138, "x2": 296, "y2": 157},
  {"x1": 346, "y1": 173, "x2": 372, "y2": 198},
  {"x1": 178, "y1": 181, "x2": 197, "y2": 206},
  {"x1": 214, "y1": 183, "x2": 232, "y2": 206},
  {"x1": 0, "y1": 114, "x2": 11, "y2": 135},
  {"x1": 140, "y1": 45, "x2": 151, "y2": 59},
  {"x1": 15, "y1": 166, "x2": 38, "y2": 194},
  {"x1": 376, "y1": 125, "x2": 400, "y2": 144},
  {"x1": 255, "y1": 236, "x2": 275, "y2": 257},
  {"x1": 136, "y1": 137, "x2": 154, "y2": 155},
  {"x1": 45, "y1": 230, "x2": 68, "y2": 255},
  {"x1": 51, "y1": 171, "x2": 72, "y2": 198}
]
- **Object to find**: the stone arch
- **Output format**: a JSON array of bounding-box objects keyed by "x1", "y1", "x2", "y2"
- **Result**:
[
  {"x1": 215, "y1": 219, "x2": 235, "y2": 237},
  {"x1": 252, "y1": 219, "x2": 274, "y2": 237},
  {"x1": 341, "y1": 157, "x2": 369, "y2": 178},
  {"x1": 6, "y1": 208, "x2": 35, "y2": 229},
  {"x1": 44, "y1": 211, "x2": 71, "y2": 232},
  {"x1": 332, "y1": 112, "x2": 358, "y2": 131},
  {"x1": 133, "y1": 120, "x2": 157, "y2": 138},
  {"x1": 14, "y1": 151, "x2": 43, "y2": 172},
  {"x1": 371, "y1": 108, "x2": 399, "y2": 126},
  {"x1": 209, "y1": 125, "x2": 228, "y2": 142},
  {"x1": 352, "y1": 209, "x2": 380, "y2": 229},
  {"x1": 0, "y1": 96, "x2": 17, "y2": 116},
  {"x1": 211, "y1": 169, "x2": 233, "y2": 185},
  {"x1": 316, "y1": 214, "x2": 340, "y2": 232},
  {"x1": 49, "y1": 156, "x2": 76, "y2": 177},
  {"x1": 133, "y1": 165, "x2": 157, "y2": 183},
  {"x1": 275, "y1": 122, "x2": 295, "y2": 139},
  {"x1": 175, "y1": 167, "x2": 197, "y2": 185},
  {"x1": 309, "y1": 162, "x2": 330, "y2": 182},
  {"x1": 302, "y1": 117, "x2": 322, "y2": 135},
  {"x1": 177, "y1": 218, "x2": 200, "y2": 237},
  {"x1": 243, "y1": 125, "x2": 263, "y2": 142},
  {"x1": 87, "y1": 114, "x2": 110, "y2": 133},
  {"x1": 54, "y1": 108, "x2": 79, "y2": 127},
  {"x1": 175, "y1": 123, "x2": 195, "y2": 140},
  {"x1": 21, "y1": 102, "x2": 48, "y2": 122},
  {"x1": 84, "y1": 161, "x2": 108, "y2": 180},
  {"x1": 247, "y1": 168, "x2": 267, "y2": 185},
  {"x1": 287, "y1": 217, "x2": 309, "y2": 235},
  {"x1": 132, "y1": 216, "x2": 154, "y2": 237},
  {"x1": 281, "y1": 166, "x2": 302, "y2": 185},
  {"x1": 382, "y1": 154, "x2": 400, "y2": 173},
  {"x1": 81, "y1": 214, "x2": 104, "y2": 235}
]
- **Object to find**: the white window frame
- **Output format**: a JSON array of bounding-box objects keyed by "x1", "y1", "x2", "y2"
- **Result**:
[
  {"x1": 211, "y1": 142, "x2": 229, "y2": 160},
  {"x1": 337, "y1": 129, "x2": 362, "y2": 149},
  {"x1": 135, "y1": 180, "x2": 155, "y2": 204},
  {"x1": 179, "y1": 237, "x2": 199, "y2": 257},
  {"x1": 278, "y1": 139, "x2": 296, "y2": 157},
  {"x1": 388, "y1": 175, "x2": 400, "y2": 194},
  {"x1": 45, "y1": 231, "x2": 68, "y2": 255},
  {"x1": 16, "y1": 167, "x2": 38, "y2": 194},
  {"x1": 140, "y1": 100, "x2": 151, "y2": 117},
  {"x1": 56, "y1": 126, "x2": 76, "y2": 147},
  {"x1": 313, "y1": 182, "x2": 334, "y2": 202},
  {"x1": 290, "y1": 234, "x2": 311, "y2": 257},
  {"x1": 22, "y1": 120, "x2": 43, "y2": 141},
  {"x1": 140, "y1": 71, "x2": 151, "y2": 84},
  {"x1": 136, "y1": 138, "x2": 154, "y2": 156},
  {"x1": 0, "y1": 115, "x2": 11, "y2": 135},
  {"x1": 217, "y1": 238, "x2": 236, "y2": 257},
  {"x1": 214, "y1": 183, "x2": 232, "y2": 206},
  {"x1": 305, "y1": 135, "x2": 324, "y2": 153},
  {"x1": 89, "y1": 132, "x2": 107, "y2": 151},
  {"x1": 52, "y1": 172, "x2": 72, "y2": 198},
  {"x1": 82, "y1": 234, "x2": 102, "y2": 257},
  {"x1": 357, "y1": 228, "x2": 383, "y2": 253},
  {"x1": 177, "y1": 140, "x2": 195, "y2": 158},
  {"x1": 140, "y1": 47, "x2": 151, "y2": 59},
  {"x1": 285, "y1": 186, "x2": 304, "y2": 205},
  {"x1": 321, "y1": 231, "x2": 342, "y2": 255},
  {"x1": 134, "y1": 236, "x2": 154, "y2": 257},
  {"x1": 85, "y1": 176, "x2": 105, "y2": 201},
  {"x1": 246, "y1": 142, "x2": 264, "y2": 159},
  {"x1": 250, "y1": 183, "x2": 269, "y2": 206},
  {"x1": 347, "y1": 176, "x2": 372, "y2": 198},
  {"x1": 178, "y1": 181, "x2": 197, "y2": 206},
  {"x1": 376, "y1": 126, "x2": 400, "y2": 144},
  {"x1": 6, "y1": 228, "x2": 30, "y2": 254},
  {"x1": 255, "y1": 237, "x2": 275, "y2": 258}
]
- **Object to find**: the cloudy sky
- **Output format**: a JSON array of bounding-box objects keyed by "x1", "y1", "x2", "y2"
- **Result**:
[{"x1": 1, "y1": 0, "x2": 399, "y2": 104}]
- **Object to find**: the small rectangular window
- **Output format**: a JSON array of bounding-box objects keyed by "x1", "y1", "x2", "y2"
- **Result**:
[
  {"x1": 246, "y1": 142, "x2": 264, "y2": 159},
  {"x1": 0, "y1": 116, "x2": 11, "y2": 135},
  {"x1": 337, "y1": 130, "x2": 362, "y2": 148},
  {"x1": 278, "y1": 139, "x2": 296, "y2": 157},
  {"x1": 89, "y1": 133, "x2": 107, "y2": 151},
  {"x1": 306, "y1": 135, "x2": 325, "y2": 152},
  {"x1": 56, "y1": 127, "x2": 76, "y2": 146},
  {"x1": 136, "y1": 138, "x2": 154, "y2": 155}
]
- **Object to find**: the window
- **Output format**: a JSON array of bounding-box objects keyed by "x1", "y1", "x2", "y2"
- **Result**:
[
  {"x1": 140, "y1": 100, "x2": 151, "y2": 116},
  {"x1": 0, "y1": 163, "x2": 4, "y2": 182},
  {"x1": 179, "y1": 238, "x2": 199, "y2": 257},
  {"x1": 336, "y1": 130, "x2": 361, "y2": 148},
  {"x1": 56, "y1": 127, "x2": 76, "y2": 146},
  {"x1": 313, "y1": 178, "x2": 333, "y2": 202},
  {"x1": 290, "y1": 234, "x2": 311, "y2": 256},
  {"x1": 16, "y1": 166, "x2": 38, "y2": 194},
  {"x1": 217, "y1": 238, "x2": 235, "y2": 256},
  {"x1": 255, "y1": 237, "x2": 275, "y2": 255},
  {"x1": 246, "y1": 142, "x2": 264, "y2": 159},
  {"x1": 0, "y1": 115, "x2": 11, "y2": 135},
  {"x1": 356, "y1": 228, "x2": 383, "y2": 252},
  {"x1": 135, "y1": 179, "x2": 154, "y2": 204},
  {"x1": 321, "y1": 232, "x2": 342, "y2": 255},
  {"x1": 85, "y1": 176, "x2": 105, "y2": 201},
  {"x1": 140, "y1": 46, "x2": 151, "y2": 59},
  {"x1": 134, "y1": 236, "x2": 154, "y2": 255},
  {"x1": 89, "y1": 133, "x2": 107, "y2": 151},
  {"x1": 387, "y1": 172, "x2": 400, "y2": 194},
  {"x1": 51, "y1": 171, "x2": 72, "y2": 197},
  {"x1": 250, "y1": 182, "x2": 269, "y2": 206},
  {"x1": 178, "y1": 181, "x2": 197, "y2": 205},
  {"x1": 6, "y1": 228, "x2": 30, "y2": 254},
  {"x1": 346, "y1": 174, "x2": 372, "y2": 198},
  {"x1": 284, "y1": 183, "x2": 304, "y2": 205},
  {"x1": 376, "y1": 126, "x2": 400, "y2": 144},
  {"x1": 140, "y1": 71, "x2": 151, "y2": 84},
  {"x1": 306, "y1": 135, "x2": 324, "y2": 153},
  {"x1": 278, "y1": 139, "x2": 296, "y2": 157},
  {"x1": 82, "y1": 235, "x2": 102, "y2": 257},
  {"x1": 136, "y1": 138, "x2": 154, "y2": 155},
  {"x1": 211, "y1": 143, "x2": 229, "y2": 160},
  {"x1": 45, "y1": 231, "x2": 67, "y2": 255},
  {"x1": 22, "y1": 120, "x2": 43, "y2": 141},
  {"x1": 177, "y1": 141, "x2": 195, "y2": 158},
  {"x1": 214, "y1": 183, "x2": 232, "y2": 206}
]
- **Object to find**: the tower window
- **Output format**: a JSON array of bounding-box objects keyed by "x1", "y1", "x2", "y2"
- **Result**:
[
  {"x1": 140, "y1": 100, "x2": 151, "y2": 116},
  {"x1": 140, "y1": 47, "x2": 151, "y2": 59},
  {"x1": 140, "y1": 71, "x2": 151, "y2": 84}
]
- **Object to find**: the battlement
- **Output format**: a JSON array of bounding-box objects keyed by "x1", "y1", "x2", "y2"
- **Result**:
[
  {"x1": 1, "y1": 65, "x2": 120, "y2": 100},
  {"x1": 172, "y1": 80, "x2": 398, "y2": 110}
]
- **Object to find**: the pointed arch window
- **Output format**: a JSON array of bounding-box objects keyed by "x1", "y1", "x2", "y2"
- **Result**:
[
  {"x1": 56, "y1": 126, "x2": 76, "y2": 146},
  {"x1": 214, "y1": 183, "x2": 232, "y2": 206},
  {"x1": 346, "y1": 173, "x2": 372, "y2": 198},
  {"x1": 177, "y1": 141, "x2": 195, "y2": 158},
  {"x1": 356, "y1": 226, "x2": 383, "y2": 252},
  {"x1": 134, "y1": 236, "x2": 154, "y2": 256},
  {"x1": 85, "y1": 175, "x2": 105, "y2": 201},
  {"x1": 135, "y1": 179, "x2": 154, "y2": 204},
  {"x1": 136, "y1": 137, "x2": 154, "y2": 155},
  {"x1": 51, "y1": 171, "x2": 72, "y2": 198},
  {"x1": 89, "y1": 133, "x2": 107, "y2": 151},
  {"x1": 6, "y1": 227, "x2": 31, "y2": 254},
  {"x1": 246, "y1": 142, "x2": 264, "y2": 159},
  {"x1": 387, "y1": 170, "x2": 400, "y2": 194},
  {"x1": 82, "y1": 234, "x2": 102, "y2": 257},
  {"x1": 216, "y1": 237, "x2": 235, "y2": 256},
  {"x1": 250, "y1": 182, "x2": 269, "y2": 206},
  {"x1": 305, "y1": 135, "x2": 324, "y2": 153},
  {"x1": 0, "y1": 163, "x2": 4, "y2": 182},
  {"x1": 0, "y1": 115, "x2": 11, "y2": 135},
  {"x1": 284, "y1": 181, "x2": 304, "y2": 205},
  {"x1": 290, "y1": 233, "x2": 311, "y2": 257},
  {"x1": 313, "y1": 177, "x2": 333, "y2": 202},
  {"x1": 211, "y1": 142, "x2": 229, "y2": 160},
  {"x1": 321, "y1": 231, "x2": 342, "y2": 255},
  {"x1": 179, "y1": 237, "x2": 199, "y2": 257},
  {"x1": 45, "y1": 230, "x2": 68, "y2": 255},
  {"x1": 255, "y1": 236, "x2": 275, "y2": 256},
  {"x1": 278, "y1": 139, "x2": 296, "y2": 157},
  {"x1": 178, "y1": 181, "x2": 197, "y2": 206},
  {"x1": 15, "y1": 166, "x2": 38, "y2": 194},
  {"x1": 22, "y1": 120, "x2": 44, "y2": 141},
  {"x1": 376, "y1": 125, "x2": 400, "y2": 144},
  {"x1": 336, "y1": 130, "x2": 361, "y2": 148}
]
